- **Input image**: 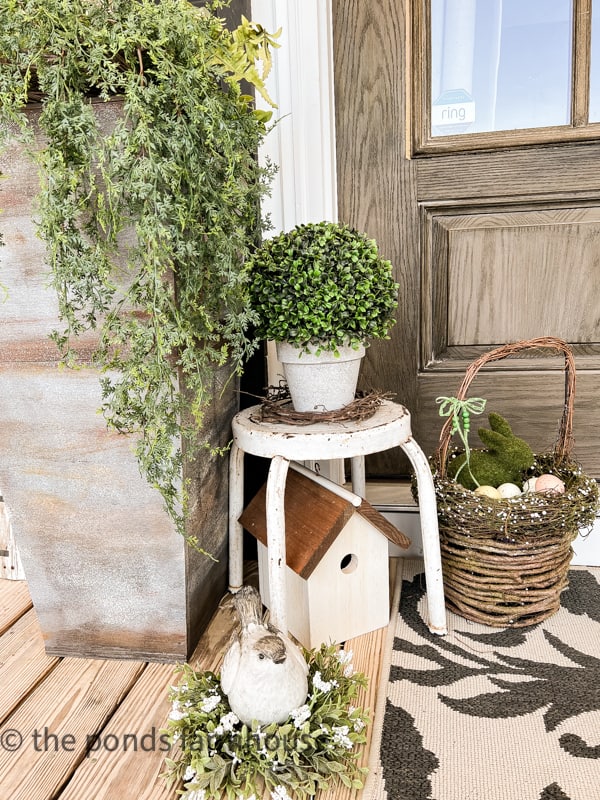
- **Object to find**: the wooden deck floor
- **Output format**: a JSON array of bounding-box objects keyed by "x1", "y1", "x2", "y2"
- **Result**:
[{"x1": 0, "y1": 564, "x2": 398, "y2": 799}]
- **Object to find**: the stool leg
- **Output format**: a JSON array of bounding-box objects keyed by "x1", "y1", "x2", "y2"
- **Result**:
[
  {"x1": 266, "y1": 455, "x2": 290, "y2": 634},
  {"x1": 350, "y1": 455, "x2": 366, "y2": 497},
  {"x1": 399, "y1": 437, "x2": 447, "y2": 635},
  {"x1": 228, "y1": 442, "x2": 245, "y2": 593}
]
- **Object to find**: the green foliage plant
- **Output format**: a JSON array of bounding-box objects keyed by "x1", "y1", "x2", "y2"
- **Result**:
[
  {"x1": 0, "y1": 0, "x2": 279, "y2": 544},
  {"x1": 247, "y1": 221, "x2": 399, "y2": 355}
]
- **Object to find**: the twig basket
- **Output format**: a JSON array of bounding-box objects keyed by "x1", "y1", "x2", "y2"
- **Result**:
[{"x1": 432, "y1": 337, "x2": 599, "y2": 627}]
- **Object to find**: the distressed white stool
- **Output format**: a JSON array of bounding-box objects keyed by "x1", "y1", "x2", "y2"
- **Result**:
[{"x1": 228, "y1": 400, "x2": 447, "y2": 636}]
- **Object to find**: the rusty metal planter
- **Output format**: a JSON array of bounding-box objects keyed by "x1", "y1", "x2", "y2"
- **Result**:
[{"x1": 0, "y1": 106, "x2": 234, "y2": 662}]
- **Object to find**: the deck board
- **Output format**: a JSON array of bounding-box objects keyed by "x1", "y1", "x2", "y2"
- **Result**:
[
  {"x1": 0, "y1": 563, "x2": 398, "y2": 799},
  {"x1": 59, "y1": 662, "x2": 177, "y2": 800},
  {"x1": 0, "y1": 657, "x2": 145, "y2": 800},
  {"x1": 56, "y1": 597, "x2": 235, "y2": 800},
  {"x1": 0, "y1": 579, "x2": 32, "y2": 635},
  {"x1": 0, "y1": 609, "x2": 59, "y2": 725}
]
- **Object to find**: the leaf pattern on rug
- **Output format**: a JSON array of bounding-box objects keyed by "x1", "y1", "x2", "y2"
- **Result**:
[
  {"x1": 390, "y1": 572, "x2": 543, "y2": 689},
  {"x1": 561, "y1": 569, "x2": 600, "y2": 622},
  {"x1": 558, "y1": 734, "x2": 600, "y2": 759},
  {"x1": 539, "y1": 783, "x2": 571, "y2": 800},
  {"x1": 439, "y1": 628, "x2": 600, "y2": 732},
  {"x1": 379, "y1": 700, "x2": 438, "y2": 800},
  {"x1": 379, "y1": 568, "x2": 600, "y2": 800},
  {"x1": 392, "y1": 571, "x2": 600, "y2": 736}
]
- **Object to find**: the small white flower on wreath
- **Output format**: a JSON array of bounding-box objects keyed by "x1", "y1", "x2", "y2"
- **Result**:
[
  {"x1": 185, "y1": 789, "x2": 206, "y2": 800},
  {"x1": 183, "y1": 765, "x2": 197, "y2": 783},
  {"x1": 290, "y1": 704, "x2": 311, "y2": 728},
  {"x1": 332, "y1": 724, "x2": 354, "y2": 750},
  {"x1": 215, "y1": 711, "x2": 240, "y2": 736},
  {"x1": 349, "y1": 705, "x2": 365, "y2": 732},
  {"x1": 336, "y1": 648, "x2": 355, "y2": 677},
  {"x1": 270, "y1": 785, "x2": 292, "y2": 800},
  {"x1": 200, "y1": 692, "x2": 221, "y2": 713},
  {"x1": 312, "y1": 670, "x2": 338, "y2": 693},
  {"x1": 169, "y1": 700, "x2": 186, "y2": 721},
  {"x1": 221, "y1": 711, "x2": 239, "y2": 731},
  {"x1": 337, "y1": 648, "x2": 353, "y2": 664}
]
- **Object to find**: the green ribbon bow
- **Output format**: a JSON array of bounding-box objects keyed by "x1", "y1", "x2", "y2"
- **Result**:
[{"x1": 436, "y1": 396, "x2": 487, "y2": 486}]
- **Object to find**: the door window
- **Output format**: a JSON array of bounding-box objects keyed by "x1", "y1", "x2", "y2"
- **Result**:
[
  {"x1": 589, "y1": 0, "x2": 600, "y2": 119},
  {"x1": 431, "y1": 0, "x2": 572, "y2": 135},
  {"x1": 416, "y1": 0, "x2": 600, "y2": 151}
]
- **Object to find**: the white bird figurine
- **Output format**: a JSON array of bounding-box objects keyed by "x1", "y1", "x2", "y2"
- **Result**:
[{"x1": 220, "y1": 586, "x2": 309, "y2": 725}]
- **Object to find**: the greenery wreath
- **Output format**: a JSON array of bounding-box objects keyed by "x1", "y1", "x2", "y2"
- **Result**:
[{"x1": 162, "y1": 644, "x2": 369, "y2": 800}]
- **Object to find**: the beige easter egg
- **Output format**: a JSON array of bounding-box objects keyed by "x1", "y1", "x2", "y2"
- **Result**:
[
  {"x1": 474, "y1": 485, "x2": 502, "y2": 500},
  {"x1": 522, "y1": 477, "x2": 538, "y2": 493},
  {"x1": 535, "y1": 473, "x2": 565, "y2": 494},
  {"x1": 497, "y1": 482, "x2": 522, "y2": 499}
]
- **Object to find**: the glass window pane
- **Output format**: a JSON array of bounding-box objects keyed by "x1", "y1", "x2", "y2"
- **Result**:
[
  {"x1": 590, "y1": 2, "x2": 600, "y2": 121},
  {"x1": 431, "y1": 0, "x2": 573, "y2": 137}
]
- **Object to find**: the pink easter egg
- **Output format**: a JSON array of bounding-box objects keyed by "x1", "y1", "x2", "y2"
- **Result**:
[{"x1": 535, "y1": 473, "x2": 565, "y2": 494}]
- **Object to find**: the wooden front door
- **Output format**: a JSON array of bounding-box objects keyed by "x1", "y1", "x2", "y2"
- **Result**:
[{"x1": 333, "y1": 0, "x2": 600, "y2": 478}]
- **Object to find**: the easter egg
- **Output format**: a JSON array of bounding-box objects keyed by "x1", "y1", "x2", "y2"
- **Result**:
[
  {"x1": 497, "y1": 482, "x2": 522, "y2": 499},
  {"x1": 535, "y1": 473, "x2": 565, "y2": 495},
  {"x1": 474, "y1": 485, "x2": 502, "y2": 500},
  {"x1": 522, "y1": 477, "x2": 538, "y2": 493}
]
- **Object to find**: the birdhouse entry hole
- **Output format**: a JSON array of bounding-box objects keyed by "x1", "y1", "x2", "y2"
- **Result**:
[{"x1": 340, "y1": 553, "x2": 358, "y2": 574}]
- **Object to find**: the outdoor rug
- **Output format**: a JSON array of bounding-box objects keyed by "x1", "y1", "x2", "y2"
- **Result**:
[{"x1": 364, "y1": 558, "x2": 600, "y2": 800}]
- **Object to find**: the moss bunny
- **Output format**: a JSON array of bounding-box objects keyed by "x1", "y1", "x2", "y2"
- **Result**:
[{"x1": 447, "y1": 412, "x2": 534, "y2": 490}]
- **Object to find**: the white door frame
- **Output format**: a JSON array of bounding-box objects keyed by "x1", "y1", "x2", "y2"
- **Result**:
[{"x1": 251, "y1": 0, "x2": 338, "y2": 231}]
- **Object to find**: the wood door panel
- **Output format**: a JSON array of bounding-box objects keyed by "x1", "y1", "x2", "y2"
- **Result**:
[
  {"x1": 428, "y1": 206, "x2": 600, "y2": 350},
  {"x1": 418, "y1": 202, "x2": 600, "y2": 472},
  {"x1": 448, "y1": 222, "x2": 598, "y2": 345},
  {"x1": 417, "y1": 144, "x2": 600, "y2": 200}
]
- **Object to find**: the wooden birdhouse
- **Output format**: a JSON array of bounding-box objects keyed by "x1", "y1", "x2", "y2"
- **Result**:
[{"x1": 239, "y1": 466, "x2": 410, "y2": 649}]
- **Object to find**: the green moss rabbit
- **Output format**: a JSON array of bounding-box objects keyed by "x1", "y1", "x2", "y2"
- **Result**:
[{"x1": 447, "y1": 412, "x2": 534, "y2": 490}]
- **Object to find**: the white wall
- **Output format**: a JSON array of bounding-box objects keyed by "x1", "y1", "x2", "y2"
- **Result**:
[{"x1": 251, "y1": 0, "x2": 337, "y2": 232}]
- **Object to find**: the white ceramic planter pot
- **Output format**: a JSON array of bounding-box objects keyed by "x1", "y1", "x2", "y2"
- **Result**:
[{"x1": 276, "y1": 341, "x2": 366, "y2": 412}]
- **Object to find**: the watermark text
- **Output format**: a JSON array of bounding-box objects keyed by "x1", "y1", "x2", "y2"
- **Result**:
[{"x1": 0, "y1": 727, "x2": 171, "y2": 756}]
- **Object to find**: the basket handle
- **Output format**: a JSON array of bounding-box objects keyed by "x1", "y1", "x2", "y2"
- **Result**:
[{"x1": 436, "y1": 336, "x2": 576, "y2": 478}]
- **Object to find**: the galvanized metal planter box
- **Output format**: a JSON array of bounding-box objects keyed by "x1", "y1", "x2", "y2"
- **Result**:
[{"x1": 0, "y1": 107, "x2": 233, "y2": 662}]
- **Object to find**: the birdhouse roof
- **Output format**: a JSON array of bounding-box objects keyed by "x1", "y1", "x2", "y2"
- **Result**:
[{"x1": 239, "y1": 468, "x2": 410, "y2": 580}]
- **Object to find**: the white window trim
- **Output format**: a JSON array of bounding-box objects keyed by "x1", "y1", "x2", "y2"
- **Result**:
[{"x1": 251, "y1": 0, "x2": 338, "y2": 232}]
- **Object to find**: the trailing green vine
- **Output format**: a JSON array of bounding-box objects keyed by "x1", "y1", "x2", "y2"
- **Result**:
[{"x1": 0, "y1": 0, "x2": 278, "y2": 544}]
